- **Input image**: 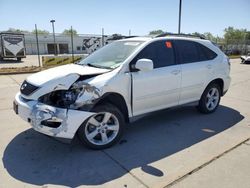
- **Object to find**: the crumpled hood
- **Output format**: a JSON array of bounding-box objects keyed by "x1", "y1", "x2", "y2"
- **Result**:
[{"x1": 26, "y1": 64, "x2": 110, "y2": 86}]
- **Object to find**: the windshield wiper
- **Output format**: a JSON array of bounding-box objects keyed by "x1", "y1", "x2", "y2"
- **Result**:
[{"x1": 86, "y1": 63, "x2": 112, "y2": 70}]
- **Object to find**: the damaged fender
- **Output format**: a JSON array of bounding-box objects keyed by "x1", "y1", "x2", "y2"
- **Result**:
[
  {"x1": 70, "y1": 81, "x2": 102, "y2": 109},
  {"x1": 30, "y1": 102, "x2": 95, "y2": 139},
  {"x1": 27, "y1": 75, "x2": 107, "y2": 138}
]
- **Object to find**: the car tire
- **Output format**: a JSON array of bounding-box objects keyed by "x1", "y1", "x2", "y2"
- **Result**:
[
  {"x1": 77, "y1": 103, "x2": 125, "y2": 150},
  {"x1": 197, "y1": 83, "x2": 221, "y2": 114}
]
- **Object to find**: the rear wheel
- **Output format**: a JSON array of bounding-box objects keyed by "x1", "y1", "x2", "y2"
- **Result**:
[
  {"x1": 77, "y1": 104, "x2": 125, "y2": 149},
  {"x1": 197, "y1": 83, "x2": 221, "y2": 114},
  {"x1": 17, "y1": 57, "x2": 22, "y2": 61}
]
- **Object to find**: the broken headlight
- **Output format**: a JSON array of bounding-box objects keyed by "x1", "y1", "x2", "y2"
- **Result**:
[
  {"x1": 39, "y1": 81, "x2": 101, "y2": 109},
  {"x1": 70, "y1": 81, "x2": 101, "y2": 109},
  {"x1": 61, "y1": 90, "x2": 78, "y2": 106},
  {"x1": 38, "y1": 89, "x2": 78, "y2": 108}
]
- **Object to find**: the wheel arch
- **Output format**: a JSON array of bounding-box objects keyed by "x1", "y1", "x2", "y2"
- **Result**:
[
  {"x1": 92, "y1": 92, "x2": 129, "y2": 123},
  {"x1": 206, "y1": 78, "x2": 224, "y2": 95}
]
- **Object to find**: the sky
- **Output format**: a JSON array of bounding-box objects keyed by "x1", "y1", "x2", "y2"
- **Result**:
[{"x1": 0, "y1": 0, "x2": 249, "y2": 36}]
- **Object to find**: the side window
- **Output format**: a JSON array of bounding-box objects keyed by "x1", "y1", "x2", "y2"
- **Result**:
[
  {"x1": 131, "y1": 40, "x2": 175, "y2": 69},
  {"x1": 196, "y1": 43, "x2": 217, "y2": 61},
  {"x1": 175, "y1": 40, "x2": 200, "y2": 64}
]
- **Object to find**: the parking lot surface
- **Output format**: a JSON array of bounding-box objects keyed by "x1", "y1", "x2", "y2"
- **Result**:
[
  {"x1": 0, "y1": 59, "x2": 249, "y2": 188},
  {"x1": 0, "y1": 55, "x2": 40, "y2": 68}
]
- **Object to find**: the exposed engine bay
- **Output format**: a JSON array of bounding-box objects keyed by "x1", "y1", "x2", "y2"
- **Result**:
[{"x1": 38, "y1": 81, "x2": 101, "y2": 110}]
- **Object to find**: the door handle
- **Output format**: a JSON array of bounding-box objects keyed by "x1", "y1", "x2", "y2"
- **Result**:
[
  {"x1": 206, "y1": 65, "x2": 212, "y2": 69},
  {"x1": 171, "y1": 70, "x2": 181, "y2": 75}
]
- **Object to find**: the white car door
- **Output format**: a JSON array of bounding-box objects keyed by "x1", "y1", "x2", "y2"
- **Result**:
[
  {"x1": 174, "y1": 40, "x2": 217, "y2": 104},
  {"x1": 131, "y1": 40, "x2": 181, "y2": 116}
]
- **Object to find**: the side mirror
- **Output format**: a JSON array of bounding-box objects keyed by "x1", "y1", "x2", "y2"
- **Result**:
[{"x1": 135, "y1": 59, "x2": 154, "y2": 72}]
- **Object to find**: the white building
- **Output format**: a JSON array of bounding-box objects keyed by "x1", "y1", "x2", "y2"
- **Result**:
[{"x1": 24, "y1": 34, "x2": 111, "y2": 55}]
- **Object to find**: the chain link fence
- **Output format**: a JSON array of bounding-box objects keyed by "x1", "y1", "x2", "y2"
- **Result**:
[
  {"x1": 0, "y1": 31, "x2": 249, "y2": 73},
  {"x1": 217, "y1": 39, "x2": 250, "y2": 55},
  {"x1": 25, "y1": 32, "x2": 132, "y2": 67},
  {"x1": 0, "y1": 31, "x2": 131, "y2": 72}
]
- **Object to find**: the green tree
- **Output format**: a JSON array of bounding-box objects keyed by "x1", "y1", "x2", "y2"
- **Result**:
[
  {"x1": 6, "y1": 28, "x2": 30, "y2": 33},
  {"x1": 149, "y1": 30, "x2": 164, "y2": 35},
  {"x1": 32, "y1": 29, "x2": 49, "y2": 35},
  {"x1": 62, "y1": 28, "x2": 78, "y2": 36},
  {"x1": 246, "y1": 31, "x2": 250, "y2": 40},
  {"x1": 111, "y1": 33, "x2": 123, "y2": 40},
  {"x1": 203, "y1": 32, "x2": 216, "y2": 41},
  {"x1": 224, "y1": 27, "x2": 247, "y2": 42},
  {"x1": 192, "y1": 32, "x2": 203, "y2": 36}
]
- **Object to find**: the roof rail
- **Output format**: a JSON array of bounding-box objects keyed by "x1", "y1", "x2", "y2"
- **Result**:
[
  {"x1": 124, "y1": 36, "x2": 139, "y2": 39},
  {"x1": 155, "y1": 32, "x2": 206, "y2": 39}
]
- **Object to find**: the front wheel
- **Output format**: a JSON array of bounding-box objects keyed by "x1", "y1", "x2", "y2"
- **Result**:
[
  {"x1": 77, "y1": 104, "x2": 125, "y2": 149},
  {"x1": 197, "y1": 83, "x2": 221, "y2": 114}
]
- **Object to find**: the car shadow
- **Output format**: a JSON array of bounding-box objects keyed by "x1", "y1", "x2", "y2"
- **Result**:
[{"x1": 2, "y1": 105, "x2": 244, "y2": 187}]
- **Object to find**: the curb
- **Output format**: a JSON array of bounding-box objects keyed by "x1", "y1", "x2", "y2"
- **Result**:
[{"x1": 0, "y1": 70, "x2": 41, "y2": 75}]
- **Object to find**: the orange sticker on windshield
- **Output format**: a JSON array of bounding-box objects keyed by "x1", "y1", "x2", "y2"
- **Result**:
[{"x1": 165, "y1": 41, "x2": 172, "y2": 48}]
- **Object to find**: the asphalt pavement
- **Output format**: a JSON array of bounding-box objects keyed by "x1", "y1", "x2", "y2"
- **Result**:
[{"x1": 0, "y1": 55, "x2": 40, "y2": 68}]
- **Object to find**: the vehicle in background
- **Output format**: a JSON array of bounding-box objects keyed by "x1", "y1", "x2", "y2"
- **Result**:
[
  {"x1": 0, "y1": 32, "x2": 26, "y2": 61},
  {"x1": 240, "y1": 52, "x2": 250, "y2": 64}
]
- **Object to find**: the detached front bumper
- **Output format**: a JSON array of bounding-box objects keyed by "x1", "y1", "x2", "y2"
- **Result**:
[{"x1": 14, "y1": 92, "x2": 94, "y2": 139}]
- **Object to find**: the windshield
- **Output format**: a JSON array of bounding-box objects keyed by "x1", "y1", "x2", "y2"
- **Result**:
[{"x1": 78, "y1": 40, "x2": 143, "y2": 69}]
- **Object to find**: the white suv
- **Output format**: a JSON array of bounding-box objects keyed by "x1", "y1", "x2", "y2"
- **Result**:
[{"x1": 14, "y1": 35, "x2": 231, "y2": 149}]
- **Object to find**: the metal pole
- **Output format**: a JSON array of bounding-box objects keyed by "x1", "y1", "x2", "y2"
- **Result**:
[
  {"x1": 244, "y1": 32, "x2": 247, "y2": 55},
  {"x1": 71, "y1": 26, "x2": 74, "y2": 63},
  {"x1": 35, "y1": 24, "x2": 41, "y2": 67},
  {"x1": 178, "y1": 0, "x2": 182, "y2": 34},
  {"x1": 102, "y1": 28, "x2": 104, "y2": 47},
  {"x1": 50, "y1": 20, "x2": 57, "y2": 55},
  {"x1": 129, "y1": 29, "x2": 131, "y2": 36}
]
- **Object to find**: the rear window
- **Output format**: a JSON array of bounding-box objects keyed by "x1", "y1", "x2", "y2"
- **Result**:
[
  {"x1": 175, "y1": 40, "x2": 217, "y2": 64},
  {"x1": 196, "y1": 43, "x2": 217, "y2": 61}
]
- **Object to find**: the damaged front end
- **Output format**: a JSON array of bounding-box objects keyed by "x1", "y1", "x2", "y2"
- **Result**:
[
  {"x1": 30, "y1": 103, "x2": 68, "y2": 136},
  {"x1": 26, "y1": 80, "x2": 102, "y2": 139},
  {"x1": 38, "y1": 81, "x2": 101, "y2": 110}
]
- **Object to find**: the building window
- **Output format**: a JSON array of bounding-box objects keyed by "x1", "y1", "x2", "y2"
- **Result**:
[
  {"x1": 59, "y1": 43, "x2": 69, "y2": 54},
  {"x1": 77, "y1": 46, "x2": 81, "y2": 51}
]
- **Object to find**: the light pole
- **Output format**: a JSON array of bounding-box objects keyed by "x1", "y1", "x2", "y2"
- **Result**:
[
  {"x1": 50, "y1": 19, "x2": 57, "y2": 55},
  {"x1": 71, "y1": 26, "x2": 74, "y2": 62},
  {"x1": 178, "y1": 0, "x2": 182, "y2": 34},
  {"x1": 35, "y1": 24, "x2": 41, "y2": 67},
  {"x1": 101, "y1": 28, "x2": 104, "y2": 47}
]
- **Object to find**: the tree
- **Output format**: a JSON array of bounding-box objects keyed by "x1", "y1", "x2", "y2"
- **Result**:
[
  {"x1": 224, "y1": 27, "x2": 247, "y2": 42},
  {"x1": 5, "y1": 28, "x2": 30, "y2": 34},
  {"x1": 32, "y1": 29, "x2": 49, "y2": 35},
  {"x1": 111, "y1": 33, "x2": 123, "y2": 40},
  {"x1": 223, "y1": 27, "x2": 250, "y2": 54},
  {"x1": 203, "y1": 32, "x2": 217, "y2": 41},
  {"x1": 149, "y1": 30, "x2": 164, "y2": 35},
  {"x1": 192, "y1": 32, "x2": 203, "y2": 36},
  {"x1": 246, "y1": 31, "x2": 250, "y2": 40},
  {"x1": 62, "y1": 28, "x2": 78, "y2": 36},
  {"x1": 190, "y1": 32, "x2": 222, "y2": 43}
]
